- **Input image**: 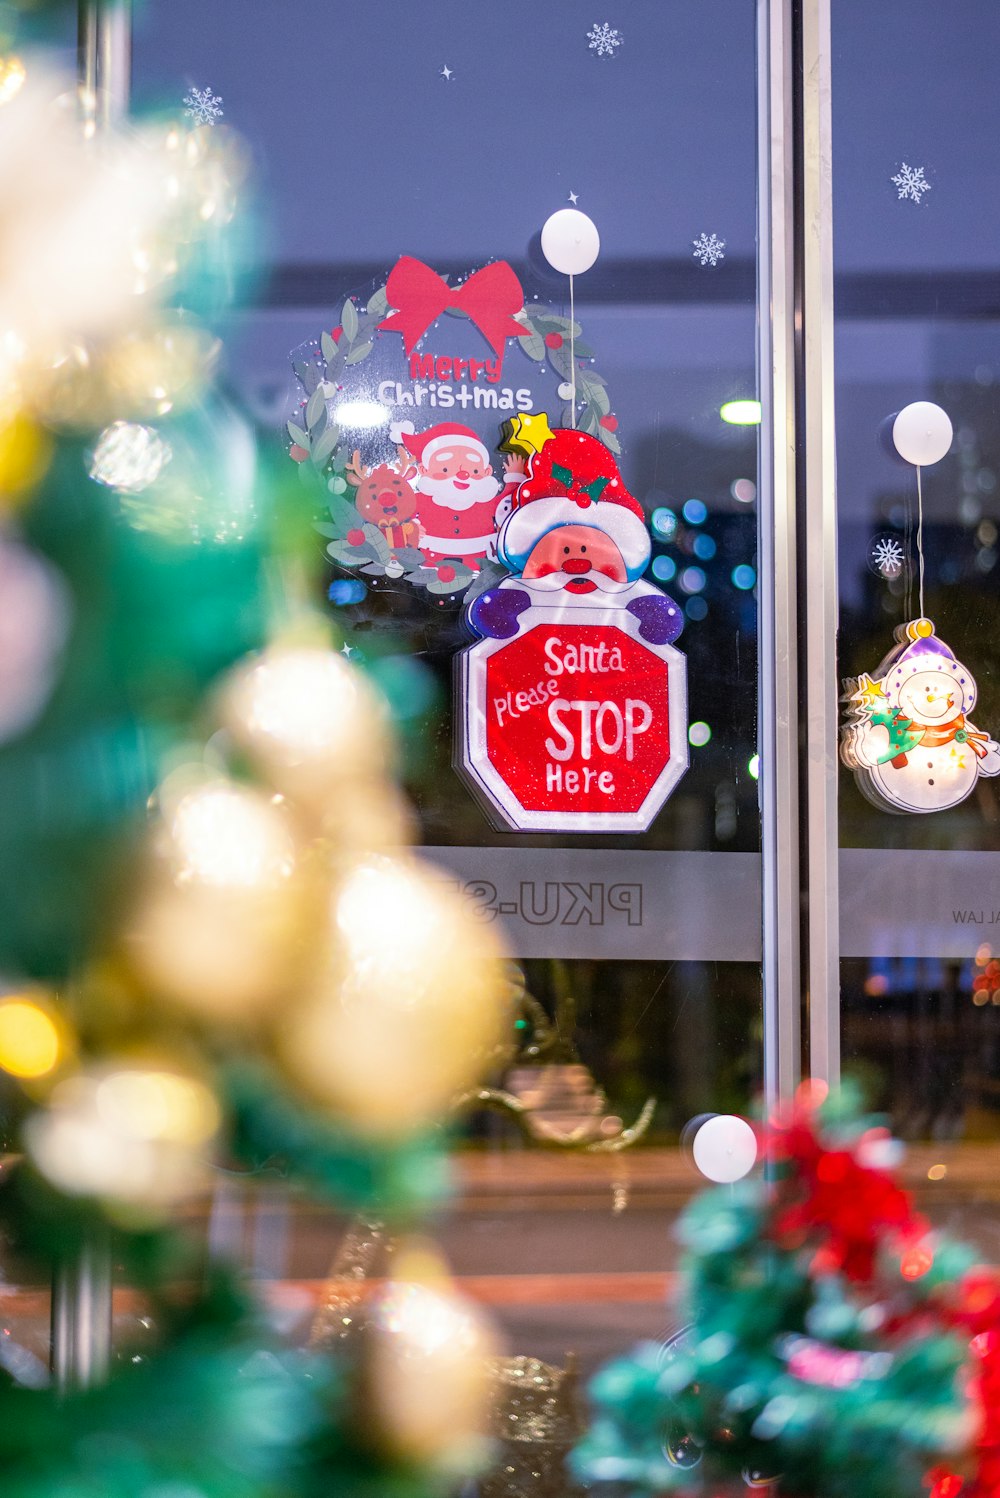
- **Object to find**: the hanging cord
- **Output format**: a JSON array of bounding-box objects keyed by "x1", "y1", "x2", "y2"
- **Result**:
[
  {"x1": 916, "y1": 463, "x2": 926, "y2": 619},
  {"x1": 569, "y1": 272, "x2": 576, "y2": 427}
]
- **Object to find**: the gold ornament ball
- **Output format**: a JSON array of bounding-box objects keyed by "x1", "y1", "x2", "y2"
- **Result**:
[
  {"x1": 123, "y1": 777, "x2": 308, "y2": 1022},
  {"x1": 217, "y1": 646, "x2": 392, "y2": 815},
  {"x1": 25, "y1": 1058, "x2": 220, "y2": 1220},
  {"x1": 365, "y1": 1243, "x2": 500, "y2": 1474},
  {"x1": 279, "y1": 855, "x2": 511, "y2": 1137}
]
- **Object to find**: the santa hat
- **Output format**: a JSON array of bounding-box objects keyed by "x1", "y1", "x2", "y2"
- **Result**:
[
  {"x1": 497, "y1": 427, "x2": 650, "y2": 579},
  {"x1": 397, "y1": 422, "x2": 490, "y2": 468},
  {"x1": 883, "y1": 618, "x2": 976, "y2": 710}
]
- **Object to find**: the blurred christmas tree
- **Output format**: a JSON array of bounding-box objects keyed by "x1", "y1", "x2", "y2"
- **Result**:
[
  {"x1": 575, "y1": 1086, "x2": 1000, "y2": 1498},
  {"x1": 0, "y1": 11, "x2": 513, "y2": 1495}
]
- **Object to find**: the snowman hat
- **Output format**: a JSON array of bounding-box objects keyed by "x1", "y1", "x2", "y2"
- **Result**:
[
  {"x1": 397, "y1": 422, "x2": 490, "y2": 468},
  {"x1": 886, "y1": 618, "x2": 976, "y2": 711},
  {"x1": 497, "y1": 428, "x2": 650, "y2": 579}
]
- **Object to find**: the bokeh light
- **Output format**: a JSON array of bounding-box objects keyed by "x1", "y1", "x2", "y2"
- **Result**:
[
  {"x1": 693, "y1": 534, "x2": 716, "y2": 560},
  {"x1": 748, "y1": 754, "x2": 760, "y2": 780},
  {"x1": 682, "y1": 499, "x2": 707, "y2": 525},
  {"x1": 732, "y1": 564, "x2": 757, "y2": 590},
  {"x1": 685, "y1": 597, "x2": 708, "y2": 621},
  {"x1": 679, "y1": 566, "x2": 706, "y2": 594},
  {"x1": 89, "y1": 420, "x2": 171, "y2": 493},
  {"x1": 688, "y1": 721, "x2": 712, "y2": 747},
  {"x1": 0, "y1": 995, "x2": 61, "y2": 1079},
  {"x1": 651, "y1": 555, "x2": 676, "y2": 582},
  {"x1": 731, "y1": 477, "x2": 756, "y2": 503},
  {"x1": 720, "y1": 400, "x2": 762, "y2": 425},
  {"x1": 651, "y1": 506, "x2": 677, "y2": 539}
]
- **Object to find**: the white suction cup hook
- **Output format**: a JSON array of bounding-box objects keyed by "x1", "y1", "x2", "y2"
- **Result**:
[
  {"x1": 540, "y1": 209, "x2": 600, "y2": 276},
  {"x1": 691, "y1": 1114, "x2": 757, "y2": 1184},
  {"x1": 892, "y1": 402, "x2": 953, "y2": 467}
]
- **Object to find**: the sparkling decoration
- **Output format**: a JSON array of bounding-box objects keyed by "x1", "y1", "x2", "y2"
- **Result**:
[
  {"x1": 691, "y1": 1112, "x2": 757, "y2": 1183},
  {"x1": 869, "y1": 534, "x2": 906, "y2": 579},
  {"x1": 692, "y1": 232, "x2": 726, "y2": 267},
  {"x1": 574, "y1": 1087, "x2": 988, "y2": 1498},
  {"x1": 891, "y1": 162, "x2": 931, "y2": 204},
  {"x1": 440, "y1": 64, "x2": 454, "y2": 81},
  {"x1": 587, "y1": 22, "x2": 623, "y2": 57},
  {"x1": 540, "y1": 209, "x2": 600, "y2": 276},
  {"x1": 841, "y1": 617, "x2": 1000, "y2": 814},
  {"x1": 89, "y1": 420, "x2": 171, "y2": 492},
  {"x1": 279, "y1": 854, "x2": 511, "y2": 1137},
  {"x1": 183, "y1": 84, "x2": 224, "y2": 127}
]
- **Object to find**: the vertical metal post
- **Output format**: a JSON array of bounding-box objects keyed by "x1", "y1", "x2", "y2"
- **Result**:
[
  {"x1": 799, "y1": 0, "x2": 841, "y2": 1086},
  {"x1": 51, "y1": 1230, "x2": 113, "y2": 1393},
  {"x1": 78, "y1": 0, "x2": 132, "y2": 130},
  {"x1": 757, "y1": 0, "x2": 802, "y2": 1109},
  {"x1": 50, "y1": 0, "x2": 133, "y2": 1395}
]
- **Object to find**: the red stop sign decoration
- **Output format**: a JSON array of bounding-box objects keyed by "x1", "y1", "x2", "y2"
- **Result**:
[{"x1": 459, "y1": 608, "x2": 688, "y2": 833}]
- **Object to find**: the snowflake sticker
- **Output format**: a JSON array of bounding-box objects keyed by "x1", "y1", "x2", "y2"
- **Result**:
[
  {"x1": 588, "y1": 22, "x2": 622, "y2": 57},
  {"x1": 869, "y1": 535, "x2": 906, "y2": 580},
  {"x1": 692, "y1": 232, "x2": 726, "y2": 267},
  {"x1": 183, "y1": 85, "x2": 224, "y2": 127},
  {"x1": 891, "y1": 163, "x2": 930, "y2": 204}
]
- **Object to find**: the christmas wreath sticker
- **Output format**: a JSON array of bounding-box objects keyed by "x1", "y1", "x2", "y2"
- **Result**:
[
  {"x1": 287, "y1": 255, "x2": 617, "y2": 598},
  {"x1": 841, "y1": 618, "x2": 1000, "y2": 814},
  {"x1": 457, "y1": 415, "x2": 688, "y2": 833}
]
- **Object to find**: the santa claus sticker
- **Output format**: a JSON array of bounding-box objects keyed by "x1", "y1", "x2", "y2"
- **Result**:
[
  {"x1": 287, "y1": 254, "x2": 618, "y2": 598},
  {"x1": 458, "y1": 415, "x2": 688, "y2": 833},
  {"x1": 841, "y1": 618, "x2": 1000, "y2": 814}
]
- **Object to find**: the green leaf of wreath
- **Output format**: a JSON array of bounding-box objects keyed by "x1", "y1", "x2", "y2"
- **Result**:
[
  {"x1": 341, "y1": 298, "x2": 359, "y2": 343},
  {"x1": 312, "y1": 426, "x2": 340, "y2": 469},
  {"x1": 306, "y1": 386, "x2": 327, "y2": 433},
  {"x1": 328, "y1": 494, "x2": 362, "y2": 532},
  {"x1": 321, "y1": 331, "x2": 339, "y2": 364},
  {"x1": 366, "y1": 285, "x2": 389, "y2": 317},
  {"x1": 345, "y1": 340, "x2": 374, "y2": 365},
  {"x1": 363, "y1": 523, "x2": 392, "y2": 563},
  {"x1": 287, "y1": 421, "x2": 309, "y2": 447}
]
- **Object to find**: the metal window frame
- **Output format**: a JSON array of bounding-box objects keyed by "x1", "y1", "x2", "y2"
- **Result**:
[{"x1": 757, "y1": 0, "x2": 840, "y2": 1109}]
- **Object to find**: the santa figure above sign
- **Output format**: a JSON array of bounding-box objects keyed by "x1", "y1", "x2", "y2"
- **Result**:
[{"x1": 458, "y1": 413, "x2": 689, "y2": 833}]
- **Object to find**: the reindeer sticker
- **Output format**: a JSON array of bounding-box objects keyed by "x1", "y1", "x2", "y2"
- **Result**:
[{"x1": 344, "y1": 451, "x2": 423, "y2": 555}]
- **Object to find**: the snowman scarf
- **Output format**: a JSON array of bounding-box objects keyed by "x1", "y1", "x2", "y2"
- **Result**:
[{"x1": 884, "y1": 710, "x2": 990, "y2": 768}]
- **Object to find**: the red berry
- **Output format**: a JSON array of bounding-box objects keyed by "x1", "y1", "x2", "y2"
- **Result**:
[
  {"x1": 331, "y1": 326, "x2": 342, "y2": 342},
  {"x1": 437, "y1": 564, "x2": 457, "y2": 583},
  {"x1": 600, "y1": 414, "x2": 619, "y2": 431},
  {"x1": 347, "y1": 528, "x2": 365, "y2": 546},
  {"x1": 289, "y1": 444, "x2": 309, "y2": 462},
  {"x1": 544, "y1": 332, "x2": 564, "y2": 349}
]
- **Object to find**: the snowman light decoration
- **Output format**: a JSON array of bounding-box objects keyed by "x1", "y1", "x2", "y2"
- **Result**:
[{"x1": 841, "y1": 618, "x2": 1000, "y2": 814}]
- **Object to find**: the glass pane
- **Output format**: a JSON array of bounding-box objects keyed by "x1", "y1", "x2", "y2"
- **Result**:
[
  {"x1": 833, "y1": 1, "x2": 1000, "y2": 1257},
  {"x1": 132, "y1": 0, "x2": 765, "y2": 1459}
]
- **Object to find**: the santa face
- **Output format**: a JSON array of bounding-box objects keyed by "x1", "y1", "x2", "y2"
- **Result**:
[
  {"x1": 416, "y1": 444, "x2": 500, "y2": 512},
  {"x1": 521, "y1": 524, "x2": 630, "y2": 597},
  {"x1": 896, "y1": 668, "x2": 969, "y2": 725}
]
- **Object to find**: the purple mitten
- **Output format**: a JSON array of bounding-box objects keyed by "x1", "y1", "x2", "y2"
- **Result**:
[
  {"x1": 627, "y1": 593, "x2": 684, "y2": 645},
  {"x1": 468, "y1": 586, "x2": 532, "y2": 640}
]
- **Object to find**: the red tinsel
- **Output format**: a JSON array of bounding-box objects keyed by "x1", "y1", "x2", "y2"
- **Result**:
[{"x1": 766, "y1": 1101, "x2": 924, "y2": 1283}]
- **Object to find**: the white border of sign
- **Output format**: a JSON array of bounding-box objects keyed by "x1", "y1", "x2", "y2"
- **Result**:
[{"x1": 458, "y1": 602, "x2": 689, "y2": 833}]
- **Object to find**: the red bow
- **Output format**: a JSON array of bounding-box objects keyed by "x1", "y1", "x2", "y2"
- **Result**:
[{"x1": 378, "y1": 257, "x2": 526, "y2": 357}]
